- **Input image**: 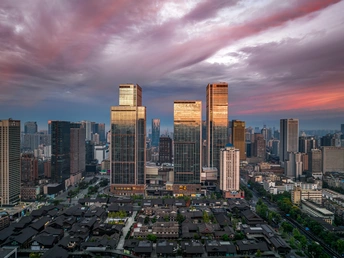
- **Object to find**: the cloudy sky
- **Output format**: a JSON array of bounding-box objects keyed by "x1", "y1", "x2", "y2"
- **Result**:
[{"x1": 1, "y1": 0, "x2": 343, "y2": 132}]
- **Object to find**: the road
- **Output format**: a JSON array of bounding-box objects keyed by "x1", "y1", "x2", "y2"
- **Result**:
[{"x1": 116, "y1": 211, "x2": 137, "y2": 250}]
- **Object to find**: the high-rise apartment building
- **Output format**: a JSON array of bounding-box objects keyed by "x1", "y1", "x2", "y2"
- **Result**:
[
  {"x1": 174, "y1": 100, "x2": 202, "y2": 184},
  {"x1": 253, "y1": 133, "x2": 266, "y2": 161},
  {"x1": 24, "y1": 121, "x2": 38, "y2": 134},
  {"x1": 0, "y1": 119, "x2": 21, "y2": 205},
  {"x1": 70, "y1": 123, "x2": 86, "y2": 176},
  {"x1": 280, "y1": 119, "x2": 299, "y2": 163},
  {"x1": 322, "y1": 147, "x2": 344, "y2": 173},
  {"x1": 98, "y1": 123, "x2": 106, "y2": 142},
  {"x1": 151, "y1": 119, "x2": 160, "y2": 147},
  {"x1": 206, "y1": 82, "x2": 228, "y2": 171},
  {"x1": 231, "y1": 120, "x2": 246, "y2": 161},
  {"x1": 159, "y1": 136, "x2": 172, "y2": 164},
  {"x1": 110, "y1": 84, "x2": 146, "y2": 195},
  {"x1": 220, "y1": 144, "x2": 240, "y2": 192},
  {"x1": 51, "y1": 121, "x2": 71, "y2": 184},
  {"x1": 308, "y1": 149, "x2": 322, "y2": 173},
  {"x1": 21, "y1": 153, "x2": 38, "y2": 183}
]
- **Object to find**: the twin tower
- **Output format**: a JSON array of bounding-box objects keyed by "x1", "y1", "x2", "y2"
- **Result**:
[{"x1": 110, "y1": 83, "x2": 230, "y2": 196}]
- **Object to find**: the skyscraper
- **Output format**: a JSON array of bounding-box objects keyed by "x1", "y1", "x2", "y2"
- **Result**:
[
  {"x1": 220, "y1": 144, "x2": 240, "y2": 192},
  {"x1": 206, "y1": 82, "x2": 228, "y2": 170},
  {"x1": 70, "y1": 123, "x2": 86, "y2": 176},
  {"x1": 280, "y1": 119, "x2": 299, "y2": 162},
  {"x1": 110, "y1": 84, "x2": 146, "y2": 195},
  {"x1": 24, "y1": 121, "x2": 38, "y2": 134},
  {"x1": 174, "y1": 100, "x2": 202, "y2": 184},
  {"x1": 151, "y1": 119, "x2": 160, "y2": 147},
  {"x1": 159, "y1": 136, "x2": 172, "y2": 164},
  {"x1": 98, "y1": 123, "x2": 106, "y2": 142},
  {"x1": 0, "y1": 119, "x2": 21, "y2": 205},
  {"x1": 231, "y1": 120, "x2": 246, "y2": 161},
  {"x1": 21, "y1": 153, "x2": 38, "y2": 183},
  {"x1": 51, "y1": 121, "x2": 71, "y2": 184}
]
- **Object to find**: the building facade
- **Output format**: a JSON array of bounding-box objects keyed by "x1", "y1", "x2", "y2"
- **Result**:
[
  {"x1": 51, "y1": 121, "x2": 71, "y2": 184},
  {"x1": 70, "y1": 124, "x2": 86, "y2": 176},
  {"x1": 174, "y1": 100, "x2": 202, "y2": 184},
  {"x1": 24, "y1": 121, "x2": 38, "y2": 134},
  {"x1": 280, "y1": 119, "x2": 299, "y2": 164},
  {"x1": 206, "y1": 82, "x2": 228, "y2": 171},
  {"x1": 322, "y1": 147, "x2": 344, "y2": 173},
  {"x1": 151, "y1": 119, "x2": 160, "y2": 147},
  {"x1": 231, "y1": 120, "x2": 246, "y2": 161},
  {"x1": 159, "y1": 136, "x2": 172, "y2": 164},
  {"x1": 0, "y1": 119, "x2": 21, "y2": 205},
  {"x1": 220, "y1": 144, "x2": 240, "y2": 192},
  {"x1": 110, "y1": 84, "x2": 146, "y2": 195},
  {"x1": 21, "y1": 153, "x2": 38, "y2": 183}
]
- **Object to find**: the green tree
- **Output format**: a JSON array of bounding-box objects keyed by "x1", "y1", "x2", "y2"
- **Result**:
[
  {"x1": 177, "y1": 213, "x2": 185, "y2": 224},
  {"x1": 203, "y1": 211, "x2": 210, "y2": 223},
  {"x1": 281, "y1": 221, "x2": 293, "y2": 233},
  {"x1": 29, "y1": 253, "x2": 41, "y2": 258},
  {"x1": 308, "y1": 242, "x2": 323, "y2": 258},
  {"x1": 144, "y1": 216, "x2": 150, "y2": 225},
  {"x1": 147, "y1": 234, "x2": 157, "y2": 242},
  {"x1": 336, "y1": 239, "x2": 344, "y2": 254},
  {"x1": 221, "y1": 234, "x2": 230, "y2": 241},
  {"x1": 256, "y1": 249, "x2": 262, "y2": 257}
]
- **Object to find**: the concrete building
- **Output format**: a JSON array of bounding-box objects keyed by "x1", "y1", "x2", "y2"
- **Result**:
[
  {"x1": 322, "y1": 147, "x2": 344, "y2": 173},
  {"x1": 70, "y1": 124, "x2": 86, "y2": 176},
  {"x1": 220, "y1": 144, "x2": 240, "y2": 193},
  {"x1": 0, "y1": 119, "x2": 21, "y2": 205},
  {"x1": 253, "y1": 133, "x2": 265, "y2": 161},
  {"x1": 159, "y1": 136, "x2": 172, "y2": 164},
  {"x1": 206, "y1": 82, "x2": 228, "y2": 171},
  {"x1": 301, "y1": 200, "x2": 334, "y2": 224},
  {"x1": 308, "y1": 149, "x2": 322, "y2": 173},
  {"x1": 24, "y1": 121, "x2": 38, "y2": 134},
  {"x1": 110, "y1": 84, "x2": 146, "y2": 195},
  {"x1": 94, "y1": 145, "x2": 109, "y2": 164},
  {"x1": 21, "y1": 153, "x2": 38, "y2": 183},
  {"x1": 280, "y1": 119, "x2": 299, "y2": 164}
]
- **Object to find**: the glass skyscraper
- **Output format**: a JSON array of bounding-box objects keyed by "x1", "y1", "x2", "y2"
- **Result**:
[
  {"x1": 151, "y1": 118, "x2": 160, "y2": 147},
  {"x1": 110, "y1": 84, "x2": 146, "y2": 195},
  {"x1": 51, "y1": 121, "x2": 71, "y2": 184},
  {"x1": 174, "y1": 100, "x2": 202, "y2": 184},
  {"x1": 231, "y1": 120, "x2": 246, "y2": 161},
  {"x1": 206, "y1": 82, "x2": 228, "y2": 170}
]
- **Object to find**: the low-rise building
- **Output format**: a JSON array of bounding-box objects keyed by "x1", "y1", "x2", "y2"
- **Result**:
[{"x1": 301, "y1": 200, "x2": 334, "y2": 224}]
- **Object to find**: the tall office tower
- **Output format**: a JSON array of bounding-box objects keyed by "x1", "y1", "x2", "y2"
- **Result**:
[
  {"x1": 110, "y1": 84, "x2": 146, "y2": 195},
  {"x1": 24, "y1": 121, "x2": 38, "y2": 134},
  {"x1": 85, "y1": 140, "x2": 94, "y2": 164},
  {"x1": 0, "y1": 119, "x2": 21, "y2": 205},
  {"x1": 202, "y1": 120, "x2": 207, "y2": 141},
  {"x1": 70, "y1": 123, "x2": 86, "y2": 176},
  {"x1": 159, "y1": 136, "x2": 172, "y2": 164},
  {"x1": 280, "y1": 118, "x2": 299, "y2": 163},
  {"x1": 261, "y1": 127, "x2": 270, "y2": 142},
  {"x1": 206, "y1": 82, "x2": 228, "y2": 170},
  {"x1": 219, "y1": 144, "x2": 240, "y2": 192},
  {"x1": 274, "y1": 130, "x2": 280, "y2": 140},
  {"x1": 252, "y1": 133, "x2": 266, "y2": 160},
  {"x1": 92, "y1": 133, "x2": 100, "y2": 145},
  {"x1": 231, "y1": 120, "x2": 246, "y2": 161},
  {"x1": 98, "y1": 123, "x2": 106, "y2": 142},
  {"x1": 308, "y1": 149, "x2": 322, "y2": 173},
  {"x1": 320, "y1": 134, "x2": 334, "y2": 147},
  {"x1": 272, "y1": 140, "x2": 280, "y2": 156},
  {"x1": 151, "y1": 119, "x2": 160, "y2": 147},
  {"x1": 299, "y1": 136, "x2": 317, "y2": 153},
  {"x1": 48, "y1": 120, "x2": 52, "y2": 135},
  {"x1": 85, "y1": 121, "x2": 92, "y2": 141},
  {"x1": 341, "y1": 124, "x2": 344, "y2": 134},
  {"x1": 51, "y1": 121, "x2": 71, "y2": 184},
  {"x1": 174, "y1": 100, "x2": 202, "y2": 184},
  {"x1": 21, "y1": 153, "x2": 38, "y2": 183}
]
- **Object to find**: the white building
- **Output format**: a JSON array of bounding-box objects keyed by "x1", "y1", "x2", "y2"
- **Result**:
[
  {"x1": 94, "y1": 145, "x2": 109, "y2": 164},
  {"x1": 220, "y1": 144, "x2": 240, "y2": 192}
]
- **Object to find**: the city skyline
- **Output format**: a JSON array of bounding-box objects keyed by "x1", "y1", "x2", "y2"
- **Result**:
[{"x1": 0, "y1": 1, "x2": 344, "y2": 130}]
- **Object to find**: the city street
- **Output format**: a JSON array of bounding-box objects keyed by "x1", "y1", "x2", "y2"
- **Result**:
[{"x1": 116, "y1": 211, "x2": 137, "y2": 250}]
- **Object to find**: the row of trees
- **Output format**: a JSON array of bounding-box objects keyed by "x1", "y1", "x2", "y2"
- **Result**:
[
  {"x1": 249, "y1": 181, "x2": 344, "y2": 256},
  {"x1": 108, "y1": 210, "x2": 127, "y2": 219}
]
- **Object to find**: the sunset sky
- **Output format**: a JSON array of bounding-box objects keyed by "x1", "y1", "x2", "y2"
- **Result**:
[{"x1": 1, "y1": 0, "x2": 343, "y2": 132}]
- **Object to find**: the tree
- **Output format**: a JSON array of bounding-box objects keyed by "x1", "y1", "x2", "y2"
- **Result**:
[
  {"x1": 203, "y1": 211, "x2": 210, "y2": 223},
  {"x1": 147, "y1": 234, "x2": 157, "y2": 242},
  {"x1": 29, "y1": 253, "x2": 41, "y2": 258},
  {"x1": 336, "y1": 239, "x2": 344, "y2": 254},
  {"x1": 256, "y1": 249, "x2": 262, "y2": 257},
  {"x1": 164, "y1": 215, "x2": 169, "y2": 222},
  {"x1": 281, "y1": 221, "x2": 293, "y2": 233},
  {"x1": 221, "y1": 234, "x2": 230, "y2": 241},
  {"x1": 144, "y1": 216, "x2": 150, "y2": 225},
  {"x1": 308, "y1": 242, "x2": 323, "y2": 258},
  {"x1": 177, "y1": 213, "x2": 185, "y2": 224}
]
